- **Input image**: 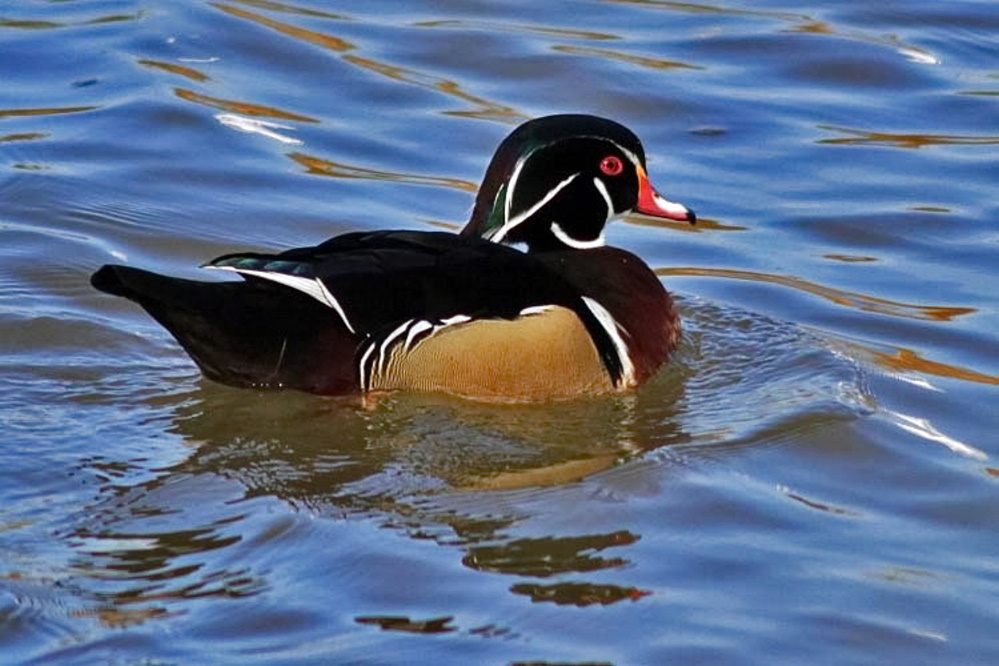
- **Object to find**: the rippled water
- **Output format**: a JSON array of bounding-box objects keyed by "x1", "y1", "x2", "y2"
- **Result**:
[{"x1": 2, "y1": 1, "x2": 997, "y2": 664}]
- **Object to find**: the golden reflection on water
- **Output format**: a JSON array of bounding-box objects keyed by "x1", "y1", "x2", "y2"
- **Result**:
[
  {"x1": 606, "y1": 0, "x2": 942, "y2": 70},
  {"x1": 789, "y1": 20, "x2": 834, "y2": 34},
  {"x1": 71, "y1": 606, "x2": 176, "y2": 629},
  {"x1": 137, "y1": 59, "x2": 210, "y2": 83},
  {"x1": 624, "y1": 212, "x2": 745, "y2": 232},
  {"x1": 213, "y1": 3, "x2": 353, "y2": 52},
  {"x1": 415, "y1": 19, "x2": 619, "y2": 42},
  {"x1": 0, "y1": 132, "x2": 48, "y2": 142},
  {"x1": 0, "y1": 106, "x2": 98, "y2": 118},
  {"x1": 211, "y1": 2, "x2": 525, "y2": 123},
  {"x1": 663, "y1": 267, "x2": 996, "y2": 386},
  {"x1": 818, "y1": 125, "x2": 999, "y2": 148},
  {"x1": 227, "y1": 0, "x2": 347, "y2": 21},
  {"x1": 341, "y1": 54, "x2": 526, "y2": 123},
  {"x1": 852, "y1": 345, "x2": 999, "y2": 386},
  {"x1": 552, "y1": 45, "x2": 704, "y2": 71},
  {"x1": 603, "y1": 0, "x2": 810, "y2": 22},
  {"x1": 1, "y1": 12, "x2": 141, "y2": 30},
  {"x1": 174, "y1": 88, "x2": 318, "y2": 122},
  {"x1": 0, "y1": 18, "x2": 63, "y2": 29},
  {"x1": 660, "y1": 266, "x2": 976, "y2": 321},
  {"x1": 288, "y1": 152, "x2": 478, "y2": 192}
]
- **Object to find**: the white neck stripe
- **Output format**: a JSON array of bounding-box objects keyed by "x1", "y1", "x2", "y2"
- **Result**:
[
  {"x1": 550, "y1": 222, "x2": 606, "y2": 249},
  {"x1": 490, "y1": 172, "x2": 580, "y2": 243},
  {"x1": 592, "y1": 176, "x2": 615, "y2": 220}
]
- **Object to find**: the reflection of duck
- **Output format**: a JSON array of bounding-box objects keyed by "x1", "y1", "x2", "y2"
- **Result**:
[
  {"x1": 168, "y1": 378, "x2": 690, "y2": 500},
  {"x1": 63, "y1": 386, "x2": 666, "y2": 628},
  {"x1": 91, "y1": 115, "x2": 695, "y2": 401}
]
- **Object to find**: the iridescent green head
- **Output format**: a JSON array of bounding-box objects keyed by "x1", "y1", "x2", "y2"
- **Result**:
[{"x1": 462, "y1": 114, "x2": 694, "y2": 251}]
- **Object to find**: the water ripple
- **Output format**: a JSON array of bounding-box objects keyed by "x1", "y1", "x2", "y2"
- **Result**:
[
  {"x1": 288, "y1": 152, "x2": 477, "y2": 191},
  {"x1": 660, "y1": 267, "x2": 976, "y2": 321},
  {"x1": 0, "y1": 106, "x2": 98, "y2": 118},
  {"x1": 817, "y1": 125, "x2": 999, "y2": 148},
  {"x1": 136, "y1": 59, "x2": 211, "y2": 83},
  {"x1": 174, "y1": 88, "x2": 318, "y2": 123},
  {"x1": 3, "y1": 0, "x2": 998, "y2": 662},
  {"x1": 210, "y1": 2, "x2": 527, "y2": 123}
]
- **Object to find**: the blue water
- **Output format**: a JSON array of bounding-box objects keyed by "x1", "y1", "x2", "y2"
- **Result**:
[{"x1": 2, "y1": 1, "x2": 997, "y2": 664}]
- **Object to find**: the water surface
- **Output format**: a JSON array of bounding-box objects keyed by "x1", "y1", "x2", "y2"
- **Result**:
[{"x1": 2, "y1": 1, "x2": 997, "y2": 664}]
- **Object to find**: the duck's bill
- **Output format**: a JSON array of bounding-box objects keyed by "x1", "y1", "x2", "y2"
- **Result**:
[{"x1": 635, "y1": 165, "x2": 696, "y2": 224}]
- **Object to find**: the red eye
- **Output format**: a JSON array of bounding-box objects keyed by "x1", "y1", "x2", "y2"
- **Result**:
[{"x1": 599, "y1": 155, "x2": 623, "y2": 176}]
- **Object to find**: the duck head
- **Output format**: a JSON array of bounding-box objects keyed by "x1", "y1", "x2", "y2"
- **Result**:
[{"x1": 462, "y1": 114, "x2": 695, "y2": 251}]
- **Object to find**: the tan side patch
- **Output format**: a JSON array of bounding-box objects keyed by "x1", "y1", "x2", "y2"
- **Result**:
[{"x1": 371, "y1": 306, "x2": 617, "y2": 402}]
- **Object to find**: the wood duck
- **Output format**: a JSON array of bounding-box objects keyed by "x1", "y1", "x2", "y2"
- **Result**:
[{"x1": 92, "y1": 114, "x2": 696, "y2": 401}]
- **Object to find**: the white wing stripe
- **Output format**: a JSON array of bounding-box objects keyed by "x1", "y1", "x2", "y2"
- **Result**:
[
  {"x1": 437, "y1": 314, "x2": 472, "y2": 327},
  {"x1": 592, "y1": 176, "x2": 615, "y2": 221},
  {"x1": 403, "y1": 319, "x2": 434, "y2": 352},
  {"x1": 204, "y1": 266, "x2": 355, "y2": 334},
  {"x1": 362, "y1": 315, "x2": 474, "y2": 389},
  {"x1": 582, "y1": 296, "x2": 636, "y2": 388},
  {"x1": 315, "y1": 278, "x2": 356, "y2": 334},
  {"x1": 518, "y1": 305, "x2": 555, "y2": 317},
  {"x1": 376, "y1": 319, "x2": 415, "y2": 378},
  {"x1": 357, "y1": 341, "x2": 377, "y2": 391}
]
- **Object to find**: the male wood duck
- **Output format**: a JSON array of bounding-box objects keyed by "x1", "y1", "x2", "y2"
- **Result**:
[{"x1": 92, "y1": 114, "x2": 695, "y2": 401}]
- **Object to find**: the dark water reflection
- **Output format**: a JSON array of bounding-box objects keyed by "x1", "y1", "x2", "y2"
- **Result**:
[{"x1": 3, "y1": 0, "x2": 998, "y2": 663}]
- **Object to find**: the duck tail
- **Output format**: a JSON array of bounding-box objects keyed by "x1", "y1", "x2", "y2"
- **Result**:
[{"x1": 91, "y1": 265, "x2": 357, "y2": 394}]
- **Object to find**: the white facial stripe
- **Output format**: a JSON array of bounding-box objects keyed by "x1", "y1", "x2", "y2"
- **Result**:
[
  {"x1": 490, "y1": 173, "x2": 580, "y2": 243},
  {"x1": 616, "y1": 144, "x2": 642, "y2": 171},
  {"x1": 592, "y1": 176, "x2": 615, "y2": 219},
  {"x1": 550, "y1": 222, "x2": 606, "y2": 249},
  {"x1": 581, "y1": 296, "x2": 636, "y2": 388},
  {"x1": 206, "y1": 266, "x2": 355, "y2": 334}
]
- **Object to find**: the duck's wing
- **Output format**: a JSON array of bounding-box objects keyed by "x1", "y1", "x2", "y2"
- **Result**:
[
  {"x1": 205, "y1": 231, "x2": 627, "y2": 386},
  {"x1": 94, "y1": 231, "x2": 627, "y2": 394}
]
